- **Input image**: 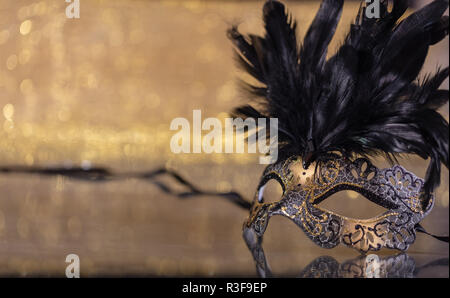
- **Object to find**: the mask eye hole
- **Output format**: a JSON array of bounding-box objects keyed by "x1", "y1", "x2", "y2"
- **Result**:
[
  {"x1": 258, "y1": 179, "x2": 283, "y2": 203},
  {"x1": 315, "y1": 190, "x2": 389, "y2": 219}
]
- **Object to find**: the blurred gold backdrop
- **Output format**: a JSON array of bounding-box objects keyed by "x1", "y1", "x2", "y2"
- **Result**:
[{"x1": 0, "y1": 0, "x2": 448, "y2": 276}]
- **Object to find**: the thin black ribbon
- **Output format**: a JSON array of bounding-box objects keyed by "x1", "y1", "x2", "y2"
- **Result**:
[
  {"x1": 415, "y1": 223, "x2": 449, "y2": 243},
  {"x1": 0, "y1": 165, "x2": 252, "y2": 210}
]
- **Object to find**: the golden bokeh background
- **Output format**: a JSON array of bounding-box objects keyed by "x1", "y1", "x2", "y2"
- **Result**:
[{"x1": 0, "y1": 0, "x2": 448, "y2": 277}]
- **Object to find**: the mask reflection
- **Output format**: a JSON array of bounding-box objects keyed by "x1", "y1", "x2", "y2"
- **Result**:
[{"x1": 243, "y1": 227, "x2": 448, "y2": 278}]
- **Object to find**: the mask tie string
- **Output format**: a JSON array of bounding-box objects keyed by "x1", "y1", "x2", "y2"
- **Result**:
[
  {"x1": 415, "y1": 223, "x2": 449, "y2": 243},
  {"x1": 137, "y1": 168, "x2": 252, "y2": 210},
  {"x1": 0, "y1": 165, "x2": 252, "y2": 210}
]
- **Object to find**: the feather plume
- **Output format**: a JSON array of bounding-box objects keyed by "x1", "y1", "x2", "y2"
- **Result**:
[{"x1": 228, "y1": 0, "x2": 449, "y2": 203}]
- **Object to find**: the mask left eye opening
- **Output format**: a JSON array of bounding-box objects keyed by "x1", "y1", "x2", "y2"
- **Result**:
[{"x1": 257, "y1": 174, "x2": 285, "y2": 203}]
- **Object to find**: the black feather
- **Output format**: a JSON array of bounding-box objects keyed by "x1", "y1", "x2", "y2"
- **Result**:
[{"x1": 228, "y1": 0, "x2": 449, "y2": 200}]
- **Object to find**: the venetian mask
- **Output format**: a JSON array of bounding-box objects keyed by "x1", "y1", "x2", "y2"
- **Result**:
[{"x1": 245, "y1": 156, "x2": 434, "y2": 253}]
